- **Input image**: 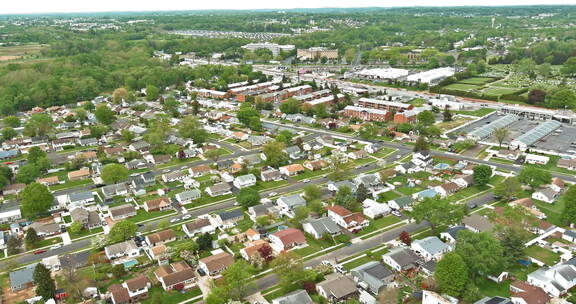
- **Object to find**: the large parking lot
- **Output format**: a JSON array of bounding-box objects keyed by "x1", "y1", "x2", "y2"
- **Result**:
[{"x1": 462, "y1": 114, "x2": 576, "y2": 155}]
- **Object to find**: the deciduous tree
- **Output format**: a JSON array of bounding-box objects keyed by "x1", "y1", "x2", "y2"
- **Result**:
[
  {"x1": 237, "y1": 188, "x2": 260, "y2": 209},
  {"x1": 435, "y1": 252, "x2": 468, "y2": 297},
  {"x1": 108, "y1": 221, "x2": 138, "y2": 244},
  {"x1": 473, "y1": 165, "x2": 492, "y2": 186},
  {"x1": 410, "y1": 197, "x2": 464, "y2": 234},
  {"x1": 20, "y1": 183, "x2": 53, "y2": 219},
  {"x1": 101, "y1": 163, "x2": 129, "y2": 184},
  {"x1": 518, "y1": 167, "x2": 551, "y2": 190}
]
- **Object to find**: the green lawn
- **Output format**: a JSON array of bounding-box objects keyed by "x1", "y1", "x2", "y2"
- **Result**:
[
  {"x1": 477, "y1": 279, "x2": 511, "y2": 298},
  {"x1": 38, "y1": 237, "x2": 62, "y2": 248},
  {"x1": 186, "y1": 193, "x2": 235, "y2": 210},
  {"x1": 532, "y1": 199, "x2": 565, "y2": 227},
  {"x1": 142, "y1": 286, "x2": 202, "y2": 304},
  {"x1": 453, "y1": 108, "x2": 496, "y2": 117},
  {"x1": 293, "y1": 168, "x2": 330, "y2": 181},
  {"x1": 396, "y1": 186, "x2": 424, "y2": 195},
  {"x1": 525, "y1": 245, "x2": 560, "y2": 265},
  {"x1": 372, "y1": 147, "x2": 397, "y2": 159},
  {"x1": 408, "y1": 98, "x2": 426, "y2": 107},
  {"x1": 50, "y1": 178, "x2": 93, "y2": 191},
  {"x1": 482, "y1": 87, "x2": 520, "y2": 96},
  {"x1": 293, "y1": 236, "x2": 339, "y2": 257},
  {"x1": 251, "y1": 180, "x2": 289, "y2": 191},
  {"x1": 444, "y1": 83, "x2": 482, "y2": 91},
  {"x1": 128, "y1": 209, "x2": 176, "y2": 224},
  {"x1": 377, "y1": 191, "x2": 401, "y2": 202},
  {"x1": 69, "y1": 227, "x2": 104, "y2": 239},
  {"x1": 459, "y1": 77, "x2": 497, "y2": 85},
  {"x1": 358, "y1": 216, "x2": 403, "y2": 237}
]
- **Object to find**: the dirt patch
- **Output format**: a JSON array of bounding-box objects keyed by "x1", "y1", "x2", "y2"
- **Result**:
[
  {"x1": 0, "y1": 55, "x2": 20, "y2": 61},
  {"x1": 2, "y1": 285, "x2": 36, "y2": 304}
]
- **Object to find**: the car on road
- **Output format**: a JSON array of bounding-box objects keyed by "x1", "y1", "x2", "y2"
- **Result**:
[
  {"x1": 468, "y1": 203, "x2": 478, "y2": 209},
  {"x1": 182, "y1": 215, "x2": 192, "y2": 220},
  {"x1": 268, "y1": 192, "x2": 277, "y2": 197},
  {"x1": 391, "y1": 210, "x2": 402, "y2": 217},
  {"x1": 334, "y1": 265, "x2": 346, "y2": 274},
  {"x1": 50, "y1": 244, "x2": 62, "y2": 250},
  {"x1": 302, "y1": 179, "x2": 311, "y2": 183},
  {"x1": 163, "y1": 169, "x2": 171, "y2": 173},
  {"x1": 34, "y1": 249, "x2": 47, "y2": 255},
  {"x1": 170, "y1": 218, "x2": 181, "y2": 223},
  {"x1": 395, "y1": 155, "x2": 402, "y2": 159},
  {"x1": 197, "y1": 268, "x2": 206, "y2": 276}
]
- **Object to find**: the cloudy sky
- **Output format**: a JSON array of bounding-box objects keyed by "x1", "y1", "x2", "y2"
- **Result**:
[{"x1": 1, "y1": 0, "x2": 574, "y2": 14}]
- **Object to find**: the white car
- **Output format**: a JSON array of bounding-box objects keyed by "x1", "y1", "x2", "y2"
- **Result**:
[
  {"x1": 391, "y1": 211, "x2": 402, "y2": 217},
  {"x1": 50, "y1": 244, "x2": 62, "y2": 250},
  {"x1": 302, "y1": 179, "x2": 311, "y2": 183},
  {"x1": 182, "y1": 215, "x2": 192, "y2": 220},
  {"x1": 268, "y1": 192, "x2": 277, "y2": 197},
  {"x1": 169, "y1": 218, "x2": 181, "y2": 223}
]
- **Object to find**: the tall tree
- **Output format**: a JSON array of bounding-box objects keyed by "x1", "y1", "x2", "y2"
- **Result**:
[
  {"x1": 25, "y1": 228, "x2": 40, "y2": 250},
  {"x1": 262, "y1": 141, "x2": 289, "y2": 168},
  {"x1": 220, "y1": 260, "x2": 256, "y2": 300},
  {"x1": 356, "y1": 184, "x2": 369, "y2": 203},
  {"x1": 417, "y1": 110, "x2": 435, "y2": 126},
  {"x1": 303, "y1": 184, "x2": 322, "y2": 202},
  {"x1": 518, "y1": 167, "x2": 551, "y2": 190},
  {"x1": 410, "y1": 197, "x2": 465, "y2": 234},
  {"x1": 271, "y1": 252, "x2": 305, "y2": 293},
  {"x1": 23, "y1": 114, "x2": 53, "y2": 137},
  {"x1": 413, "y1": 135, "x2": 429, "y2": 152},
  {"x1": 335, "y1": 186, "x2": 356, "y2": 210},
  {"x1": 108, "y1": 221, "x2": 138, "y2": 244},
  {"x1": 4, "y1": 116, "x2": 21, "y2": 128},
  {"x1": 112, "y1": 88, "x2": 129, "y2": 104},
  {"x1": 562, "y1": 185, "x2": 576, "y2": 225},
  {"x1": 442, "y1": 106, "x2": 453, "y2": 122},
  {"x1": 455, "y1": 230, "x2": 506, "y2": 280},
  {"x1": 94, "y1": 105, "x2": 116, "y2": 125},
  {"x1": 493, "y1": 127, "x2": 510, "y2": 148},
  {"x1": 473, "y1": 165, "x2": 492, "y2": 186},
  {"x1": 34, "y1": 263, "x2": 56, "y2": 300},
  {"x1": 177, "y1": 116, "x2": 208, "y2": 144},
  {"x1": 20, "y1": 183, "x2": 53, "y2": 219},
  {"x1": 101, "y1": 163, "x2": 129, "y2": 184},
  {"x1": 435, "y1": 252, "x2": 469, "y2": 297},
  {"x1": 146, "y1": 85, "x2": 160, "y2": 101},
  {"x1": 493, "y1": 177, "x2": 522, "y2": 202},
  {"x1": 237, "y1": 188, "x2": 260, "y2": 209}
]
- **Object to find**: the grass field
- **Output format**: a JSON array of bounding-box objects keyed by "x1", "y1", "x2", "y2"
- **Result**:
[
  {"x1": 0, "y1": 44, "x2": 46, "y2": 61},
  {"x1": 525, "y1": 245, "x2": 560, "y2": 265},
  {"x1": 482, "y1": 87, "x2": 520, "y2": 96},
  {"x1": 459, "y1": 77, "x2": 496, "y2": 85},
  {"x1": 453, "y1": 108, "x2": 496, "y2": 117},
  {"x1": 444, "y1": 83, "x2": 482, "y2": 91}
]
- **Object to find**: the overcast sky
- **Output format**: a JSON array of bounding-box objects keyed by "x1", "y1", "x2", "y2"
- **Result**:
[{"x1": 1, "y1": 0, "x2": 574, "y2": 14}]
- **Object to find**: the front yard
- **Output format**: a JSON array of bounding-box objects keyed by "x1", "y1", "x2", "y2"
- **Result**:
[{"x1": 525, "y1": 245, "x2": 561, "y2": 265}]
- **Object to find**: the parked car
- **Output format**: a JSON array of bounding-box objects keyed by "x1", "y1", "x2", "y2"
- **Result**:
[
  {"x1": 302, "y1": 179, "x2": 311, "y2": 183},
  {"x1": 182, "y1": 215, "x2": 192, "y2": 220},
  {"x1": 170, "y1": 218, "x2": 181, "y2": 223},
  {"x1": 34, "y1": 249, "x2": 47, "y2": 255},
  {"x1": 50, "y1": 244, "x2": 62, "y2": 250},
  {"x1": 391, "y1": 211, "x2": 402, "y2": 217}
]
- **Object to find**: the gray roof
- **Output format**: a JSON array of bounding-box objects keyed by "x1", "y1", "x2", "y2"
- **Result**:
[
  {"x1": 218, "y1": 208, "x2": 244, "y2": 221},
  {"x1": 235, "y1": 174, "x2": 256, "y2": 184},
  {"x1": 9, "y1": 265, "x2": 35, "y2": 289},
  {"x1": 177, "y1": 189, "x2": 201, "y2": 201},
  {"x1": 331, "y1": 180, "x2": 357, "y2": 192},
  {"x1": 317, "y1": 275, "x2": 358, "y2": 299},
  {"x1": 105, "y1": 239, "x2": 138, "y2": 256},
  {"x1": 303, "y1": 217, "x2": 340, "y2": 236},
  {"x1": 557, "y1": 265, "x2": 576, "y2": 281},
  {"x1": 384, "y1": 247, "x2": 420, "y2": 270},
  {"x1": 443, "y1": 226, "x2": 468, "y2": 239},
  {"x1": 392, "y1": 196, "x2": 414, "y2": 207},
  {"x1": 272, "y1": 289, "x2": 313, "y2": 304},
  {"x1": 68, "y1": 191, "x2": 94, "y2": 203},
  {"x1": 278, "y1": 194, "x2": 306, "y2": 209},
  {"x1": 351, "y1": 261, "x2": 393, "y2": 293},
  {"x1": 412, "y1": 236, "x2": 450, "y2": 256},
  {"x1": 474, "y1": 297, "x2": 513, "y2": 304}
]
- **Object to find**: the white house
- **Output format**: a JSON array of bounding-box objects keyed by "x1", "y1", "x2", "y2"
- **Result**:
[
  {"x1": 276, "y1": 194, "x2": 307, "y2": 218},
  {"x1": 233, "y1": 174, "x2": 257, "y2": 189},
  {"x1": 525, "y1": 154, "x2": 550, "y2": 165},
  {"x1": 532, "y1": 188, "x2": 559, "y2": 204},
  {"x1": 105, "y1": 240, "x2": 141, "y2": 261},
  {"x1": 410, "y1": 236, "x2": 452, "y2": 261},
  {"x1": 527, "y1": 262, "x2": 576, "y2": 297},
  {"x1": 361, "y1": 199, "x2": 390, "y2": 219},
  {"x1": 182, "y1": 218, "x2": 215, "y2": 237}
]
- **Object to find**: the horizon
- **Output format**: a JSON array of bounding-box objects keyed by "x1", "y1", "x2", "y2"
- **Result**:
[{"x1": 1, "y1": 1, "x2": 575, "y2": 16}]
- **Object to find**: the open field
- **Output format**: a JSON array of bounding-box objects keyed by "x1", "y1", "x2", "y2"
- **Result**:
[{"x1": 0, "y1": 44, "x2": 46, "y2": 61}]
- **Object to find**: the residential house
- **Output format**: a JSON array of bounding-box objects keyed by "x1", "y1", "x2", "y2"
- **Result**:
[
  {"x1": 279, "y1": 164, "x2": 305, "y2": 176},
  {"x1": 248, "y1": 202, "x2": 279, "y2": 222},
  {"x1": 129, "y1": 141, "x2": 150, "y2": 153},
  {"x1": 175, "y1": 189, "x2": 201, "y2": 205},
  {"x1": 261, "y1": 167, "x2": 282, "y2": 182},
  {"x1": 362, "y1": 199, "x2": 390, "y2": 219},
  {"x1": 303, "y1": 159, "x2": 327, "y2": 171},
  {"x1": 326, "y1": 205, "x2": 369, "y2": 232},
  {"x1": 353, "y1": 173, "x2": 381, "y2": 189},
  {"x1": 532, "y1": 188, "x2": 559, "y2": 204},
  {"x1": 412, "y1": 151, "x2": 433, "y2": 167},
  {"x1": 382, "y1": 247, "x2": 421, "y2": 272},
  {"x1": 496, "y1": 150, "x2": 521, "y2": 160},
  {"x1": 434, "y1": 182, "x2": 461, "y2": 198},
  {"x1": 233, "y1": 174, "x2": 257, "y2": 189},
  {"x1": 198, "y1": 252, "x2": 235, "y2": 276},
  {"x1": 145, "y1": 229, "x2": 176, "y2": 247},
  {"x1": 67, "y1": 191, "x2": 95, "y2": 207},
  {"x1": 182, "y1": 219, "x2": 215, "y2": 237},
  {"x1": 240, "y1": 239, "x2": 269, "y2": 261},
  {"x1": 462, "y1": 214, "x2": 494, "y2": 233},
  {"x1": 36, "y1": 176, "x2": 60, "y2": 186},
  {"x1": 155, "y1": 261, "x2": 196, "y2": 291},
  {"x1": 9, "y1": 266, "x2": 35, "y2": 291},
  {"x1": 143, "y1": 197, "x2": 172, "y2": 212},
  {"x1": 285, "y1": 146, "x2": 304, "y2": 160},
  {"x1": 29, "y1": 221, "x2": 60, "y2": 237},
  {"x1": 509, "y1": 281, "x2": 550, "y2": 304},
  {"x1": 550, "y1": 178, "x2": 565, "y2": 193},
  {"x1": 277, "y1": 194, "x2": 307, "y2": 218},
  {"x1": 189, "y1": 164, "x2": 212, "y2": 177},
  {"x1": 109, "y1": 204, "x2": 137, "y2": 221},
  {"x1": 102, "y1": 183, "x2": 129, "y2": 199},
  {"x1": 348, "y1": 150, "x2": 368, "y2": 160},
  {"x1": 0, "y1": 201, "x2": 22, "y2": 224},
  {"x1": 67, "y1": 168, "x2": 91, "y2": 181},
  {"x1": 109, "y1": 275, "x2": 150, "y2": 304},
  {"x1": 105, "y1": 240, "x2": 140, "y2": 260},
  {"x1": 70, "y1": 207, "x2": 102, "y2": 230},
  {"x1": 527, "y1": 259, "x2": 576, "y2": 297},
  {"x1": 474, "y1": 297, "x2": 512, "y2": 304},
  {"x1": 525, "y1": 154, "x2": 550, "y2": 165},
  {"x1": 557, "y1": 158, "x2": 576, "y2": 171},
  {"x1": 411, "y1": 236, "x2": 452, "y2": 261},
  {"x1": 327, "y1": 180, "x2": 357, "y2": 193},
  {"x1": 205, "y1": 182, "x2": 232, "y2": 197},
  {"x1": 271, "y1": 289, "x2": 314, "y2": 304},
  {"x1": 351, "y1": 261, "x2": 395, "y2": 295},
  {"x1": 3, "y1": 183, "x2": 25, "y2": 195},
  {"x1": 211, "y1": 208, "x2": 244, "y2": 229},
  {"x1": 302, "y1": 217, "x2": 341, "y2": 239},
  {"x1": 422, "y1": 290, "x2": 459, "y2": 304},
  {"x1": 162, "y1": 171, "x2": 187, "y2": 183},
  {"x1": 269, "y1": 228, "x2": 307, "y2": 253},
  {"x1": 509, "y1": 198, "x2": 546, "y2": 219},
  {"x1": 453, "y1": 175, "x2": 474, "y2": 188},
  {"x1": 317, "y1": 275, "x2": 359, "y2": 303},
  {"x1": 387, "y1": 196, "x2": 414, "y2": 211},
  {"x1": 440, "y1": 226, "x2": 468, "y2": 243}
]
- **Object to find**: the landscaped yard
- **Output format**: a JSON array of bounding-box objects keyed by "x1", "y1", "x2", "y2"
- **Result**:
[
  {"x1": 453, "y1": 108, "x2": 496, "y2": 117},
  {"x1": 358, "y1": 215, "x2": 403, "y2": 237},
  {"x1": 128, "y1": 209, "x2": 176, "y2": 224},
  {"x1": 525, "y1": 245, "x2": 560, "y2": 265},
  {"x1": 142, "y1": 286, "x2": 202, "y2": 304},
  {"x1": 444, "y1": 83, "x2": 482, "y2": 91},
  {"x1": 293, "y1": 168, "x2": 330, "y2": 181},
  {"x1": 69, "y1": 227, "x2": 104, "y2": 240},
  {"x1": 377, "y1": 191, "x2": 401, "y2": 202}
]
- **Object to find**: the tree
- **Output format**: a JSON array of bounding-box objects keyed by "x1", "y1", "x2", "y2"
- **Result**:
[
  {"x1": 237, "y1": 188, "x2": 260, "y2": 209},
  {"x1": 23, "y1": 114, "x2": 53, "y2": 137},
  {"x1": 473, "y1": 165, "x2": 492, "y2": 186},
  {"x1": 20, "y1": 183, "x2": 53, "y2": 219},
  {"x1": 7, "y1": 235, "x2": 21, "y2": 255},
  {"x1": 561, "y1": 56, "x2": 576, "y2": 76},
  {"x1": 263, "y1": 141, "x2": 289, "y2": 168},
  {"x1": 157, "y1": 219, "x2": 170, "y2": 230},
  {"x1": 25, "y1": 228, "x2": 40, "y2": 250},
  {"x1": 493, "y1": 127, "x2": 510, "y2": 148},
  {"x1": 74, "y1": 108, "x2": 88, "y2": 121},
  {"x1": 69, "y1": 221, "x2": 84, "y2": 234},
  {"x1": 271, "y1": 252, "x2": 305, "y2": 293},
  {"x1": 120, "y1": 129, "x2": 134, "y2": 143},
  {"x1": 27, "y1": 146, "x2": 46, "y2": 164},
  {"x1": 335, "y1": 186, "x2": 356, "y2": 210},
  {"x1": 108, "y1": 220, "x2": 138, "y2": 244},
  {"x1": 399, "y1": 231, "x2": 412, "y2": 246},
  {"x1": 221, "y1": 260, "x2": 255, "y2": 300},
  {"x1": 499, "y1": 228, "x2": 527, "y2": 266},
  {"x1": 410, "y1": 197, "x2": 465, "y2": 234},
  {"x1": 2, "y1": 127, "x2": 16, "y2": 141},
  {"x1": 146, "y1": 85, "x2": 160, "y2": 101},
  {"x1": 518, "y1": 167, "x2": 551, "y2": 190},
  {"x1": 493, "y1": 177, "x2": 522, "y2": 202},
  {"x1": 258, "y1": 244, "x2": 274, "y2": 262},
  {"x1": 417, "y1": 110, "x2": 435, "y2": 126},
  {"x1": 34, "y1": 263, "x2": 56, "y2": 300},
  {"x1": 435, "y1": 252, "x2": 469, "y2": 297},
  {"x1": 561, "y1": 185, "x2": 576, "y2": 225},
  {"x1": 442, "y1": 106, "x2": 453, "y2": 122},
  {"x1": 192, "y1": 99, "x2": 200, "y2": 116},
  {"x1": 356, "y1": 184, "x2": 369, "y2": 203},
  {"x1": 248, "y1": 116, "x2": 262, "y2": 131},
  {"x1": 4, "y1": 116, "x2": 21, "y2": 128},
  {"x1": 528, "y1": 89, "x2": 546, "y2": 104},
  {"x1": 455, "y1": 230, "x2": 506, "y2": 279},
  {"x1": 303, "y1": 185, "x2": 322, "y2": 202},
  {"x1": 111, "y1": 264, "x2": 127, "y2": 279},
  {"x1": 293, "y1": 206, "x2": 310, "y2": 226},
  {"x1": 276, "y1": 130, "x2": 295, "y2": 145},
  {"x1": 112, "y1": 88, "x2": 129, "y2": 104},
  {"x1": 15, "y1": 163, "x2": 42, "y2": 184},
  {"x1": 178, "y1": 116, "x2": 208, "y2": 144},
  {"x1": 413, "y1": 135, "x2": 429, "y2": 152},
  {"x1": 547, "y1": 89, "x2": 576, "y2": 109},
  {"x1": 95, "y1": 105, "x2": 116, "y2": 125},
  {"x1": 197, "y1": 233, "x2": 212, "y2": 251},
  {"x1": 359, "y1": 124, "x2": 378, "y2": 140},
  {"x1": 204, "y1": 149, "x2": 221, "y2": 162},
  {"x1": 279, "y1": 98, "x2": 301, "y2": 114},
  {"x1": 101, "y1": 163, "x2": 129, "y2": 184}
]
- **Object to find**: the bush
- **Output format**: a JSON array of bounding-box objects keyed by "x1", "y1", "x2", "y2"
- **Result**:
[{"x1": 335, "y1": 234, "x2": 351, "y2": 244}]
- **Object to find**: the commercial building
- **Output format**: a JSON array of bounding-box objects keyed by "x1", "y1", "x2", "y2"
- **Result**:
[
  {"x1": 297, "y1": 47, "x2": 338, "y2": 60},
  {"x1": 406, "y1": 67, "x2": 455, "y2": 84},
  {"x1": 357, "y1": 97, "x2": 414, "y2": 112},
  {"x1": 241, "y1": 43, "x2": 295, "y2": 57},
  {"x1": 510, "y1": 120, "x2": 562, "y2": 150},
  {"x1": 467, "y1": 114, "x2": 519, "y2": 141}
]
